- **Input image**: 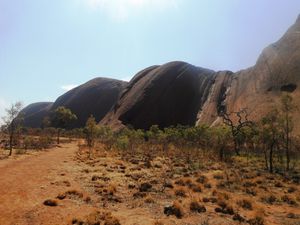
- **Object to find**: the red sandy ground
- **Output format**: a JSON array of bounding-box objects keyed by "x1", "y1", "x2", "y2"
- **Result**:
[
  {"x1": 0, "y1": 143, "x2": 96, "y2": 225},
  {"x1": 0, "y1": 142, "x2": 299, "y2": 225}
]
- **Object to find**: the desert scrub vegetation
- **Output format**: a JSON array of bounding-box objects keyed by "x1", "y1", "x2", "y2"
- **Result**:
[
  {"x1": 3, "y1": 95, "x2": 300, "y2": 177},
  {"x1": 164, "y1": 201, "x2": 184, "y2": 219},
  {"x1": 72, "y1": 119, "x2": 300, "y2": 225},
  {"x1": 43, "y1": 199, "x2": 58, "y2": 207},
  {"x1": 236, "y1": 198, "x2": 253, "y2": 210},
  {"x1": 71, "y1": 210, "x2": 120, "y2": 225},
  {"x1": 0, "y1": 106, "x2": 78, "y2": 156},
  {"x1": 174, "y1": 187, "x2": 187, "y2": 197},
  {"x1": 190, "y1": 200, "x2": 206, "y2": 213},
  {"x1": 2, "y1": 96, "x2": 299, "y2": 225},
  {"x1": 74, "y1": 98, "x2": 300, "y2": 178}
]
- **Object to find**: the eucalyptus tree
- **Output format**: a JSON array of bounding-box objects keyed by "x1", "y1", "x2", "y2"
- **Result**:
[
  {"x1": 51, "y1": 106, "x2": 77, "y2": 144},
  {"x1": 84, "y1": 115, "x2": 99, "y2": 158},
  {"x1": 261, "y1": 109, "x2": 283, "y2": 173},
  {"x1": 280, "y1": 93, "x2": 296, "y2": 171}
]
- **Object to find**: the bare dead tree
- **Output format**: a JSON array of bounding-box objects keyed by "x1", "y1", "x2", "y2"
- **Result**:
[{"x1": 222, "y1": 108, "x2": 254, "y2": 155}]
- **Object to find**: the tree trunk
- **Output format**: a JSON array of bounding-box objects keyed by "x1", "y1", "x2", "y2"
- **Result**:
[
  {"x1": 286, "y1": 116, "x2": 290, "y2": 171},
  {"x1": 269, "y1": 142, "x2": 274, "y2": 173},
  {"x1": 9, "y1": 133, "x2": 13, "y2": 156},
  {"x1": 219, "y1": 146, "x2": 224, "y2": 161},
  {"x1": 234, "y1": 138, "x2": 240, "y2": 156},
  {"x1": 8, "y1": 122, "x2": 15, "y2": 156},
  {"x1": 88, "y1": 146, "x2": 92, "y2": 159},
  {"x1": 263, "y1": 147, "x2": 268, "y2": 171},
  {"x1": 286, "y1": 141, "x2": 290, "y2": 171},
  {"x1": 57, "y1": 129, "x2": 61, "y2": 144}
]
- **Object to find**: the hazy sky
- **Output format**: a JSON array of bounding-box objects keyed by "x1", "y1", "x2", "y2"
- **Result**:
[{"x1": 1, "y1": 0, "x2": 300, "y2": 119}]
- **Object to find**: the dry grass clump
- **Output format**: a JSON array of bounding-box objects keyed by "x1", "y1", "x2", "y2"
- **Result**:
[
  {"x1": 204, "y1": 183, "x2": 212, "y2": 189},
  {"x1": 287, "y1": 212, "x2": 299, "y2": 219},
  {"x1": 133, "y1": 191, "x2": 147, "y2": 199},
  {"x1": 107, "y1": 183, "x2": 117, "y2": 195},
  {"x1": 92, "y1": 175, "x2": 110, "y2": 182},
  {"x1": 164, "y1": 201, "x2": 184, "y2": 219},
  {"x1": 216, "y1": 181, "x2": 226, "y2": 189},
  {"x1": 57, "y1": 193, "x2": 66, "y2": 200},
  {"x1": 243, "y1": 181, "x2": 257, "y2": 188},
  {"x1": 82, "y1": 168, "x2": 90, "y2": 173},
  {"x1": 232, "y1": 213, "x2": 246, "y2": 222},
  {"x1": 287, "y1": 186, "x2": 297, "y2": 193},
  {"x1": 196, "y1": 175, "x2": 207, "y2": 184},
  {"x1": 256, "y1": 179, "x2": 263, "y2": 185},
  {"x1": 248, "y1": 215, "x2": 264, "y2": 225},
  {"x1": 191, "y1": 184, "x2": 202, "y2": 193},
  {"x1": 213, "y1": 173, "x2": 224, "y2": 180},
  {"x1": 190, "y1": 200, "x2": 206, "y2": 213},
  {"x1": 297, "y1": 195, "x2": 300, "y2": 202},
  {"x1": 144, "y1": 196, "x2": 155, "y2": 204},
  {"x1": 43, "y1": 199, "x2": 58, "y2": 207},
  {"x1": 237, "y1": 199, "x2": 253, "y2": 210},
  {"x1": 181, "y1": 177, "x2": 193, "y2": 187},
  {"x1": 215, "y1": 200, "x2": 234, "y2": 215},
  {"x1": 216, "y1": 192, "x2": 230, "y2": 201},
  {"x1": 84, "y1": 196, "x2": 92, "y2": 203},
  {"x1": 139, "y1": 182, "x2": 152, "y2": 192},
  {"x1": 71, "y1": 210, "x2": 120, "y2": 225},
  {"x1": 174, "y1": 178, "x2": 186, "y2": 186},
  {"x1": 174, "y1": 187, "x2": 187, "y2": 197},
  {"x1": 274, "y1": 181, "x2": 283, "y2": 188},
  {"x1": 115, "y1": 160, "x2": 124, "y2": 166},
  {"x1": 163, "y1": 180, "x2": 174, "y2": 189},
  {"x1": 281, "y1": 195, "x2": 297, "y2": 205},
  {"x1": 245, "y1": 188, "x2": 257, "y2": 196},
  {"x1": 202, "y1": 197, "x2": 217, "y2": 203},
  {"x1": 65, "y1": 189, "x2": 84, "y2": 198},
  {"x1": 152, "y1": 220, "x2": 164, "y2": 225},
  {"x1": 261, "y1": 194, "x2": 277, "y2": 205}
]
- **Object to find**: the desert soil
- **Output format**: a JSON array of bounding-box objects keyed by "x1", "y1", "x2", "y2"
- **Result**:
[
  {"x1": 0, "y1": 142, "x2": 97, "y2": 225},
  {"x1": 0, "y1": 142, "x2": 300, "y2": 225}
]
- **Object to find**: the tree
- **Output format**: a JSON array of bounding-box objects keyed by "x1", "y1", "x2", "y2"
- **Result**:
[
  {"x1": 1, "y1": 102, "x2": 23, "y2": 156},
  {"x1": 261, "y1": 109, "x2": 282, "y2": 173},
  {"x1": 98, "y1": 126, "x2": 114, "y2": 151},
  {"x1": 280, "y1": 93, "x2": 296, "y2": 171},
  {"x1": 123, "y1": 128, "x2": 144, "y2": 154},
  {"x1": 51, "y1": 107, "x2": 77, "y2": 144},
  {"x1": 146, "y1": 125, "x2": 162, "y2": 152},
  {"x1": 42, "y1": 116, "x2": 51, "y2": 129},
  {"x1": 213, "y1": 126, "x2": 231, "y2": 161},
  {"x1": 84, "y1": 115, "x2": 98, "y2": 158},
  {"x1": 222, "y1": 108, "x2": 254, "y2": 155}
]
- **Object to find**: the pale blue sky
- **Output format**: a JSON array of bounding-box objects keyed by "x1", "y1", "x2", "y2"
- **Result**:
[{"x1": 1, "y1": 0, "x2": 300, "y2": 119}]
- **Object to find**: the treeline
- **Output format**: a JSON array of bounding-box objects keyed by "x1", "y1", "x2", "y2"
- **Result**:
[
  {"x1": 78, "y1": 118, "x2": 299, "y2": 174},
  {"x1": 1, "y1": 94, "x2": 299, "y2": 173},
  {"x1": 78, "y1": 93, "x2": 300, "y2": 174}
]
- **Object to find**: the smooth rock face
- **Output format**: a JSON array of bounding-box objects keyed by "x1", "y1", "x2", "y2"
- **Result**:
[
  {"x1": 50, "y1": 78, "x2": 127, "y2": 127},
  {"x1": 224, "y1": 15, "x2": 300, "y2": 130},
  {"x1": 102, "y1": 61, "x2": 218, "y2": 129},
  {"x1": 104, "y1": 15, "x2": 300, "y2": 130},
  {"x1": 21, "y1": 102, "x2": 53, "y2": 128},
  {"x1": 22, "y1": 15, "x2": 300, "y2": 130},
  {"x1": 22, "y1": 78, "x2": 127, "y2": 128}
]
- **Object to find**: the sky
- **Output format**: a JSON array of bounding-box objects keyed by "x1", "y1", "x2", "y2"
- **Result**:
[{"x1": 1, "y1": 0, "x2": 300, "y2": 120}]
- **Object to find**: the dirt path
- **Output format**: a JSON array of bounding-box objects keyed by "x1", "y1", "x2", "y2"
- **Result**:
[
  {"x1": 0, "y1": 143, "x2": 299, "y2": 225},
  {"x1": 0, "y1": 142, "x2": 93, "y2": 225}
]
